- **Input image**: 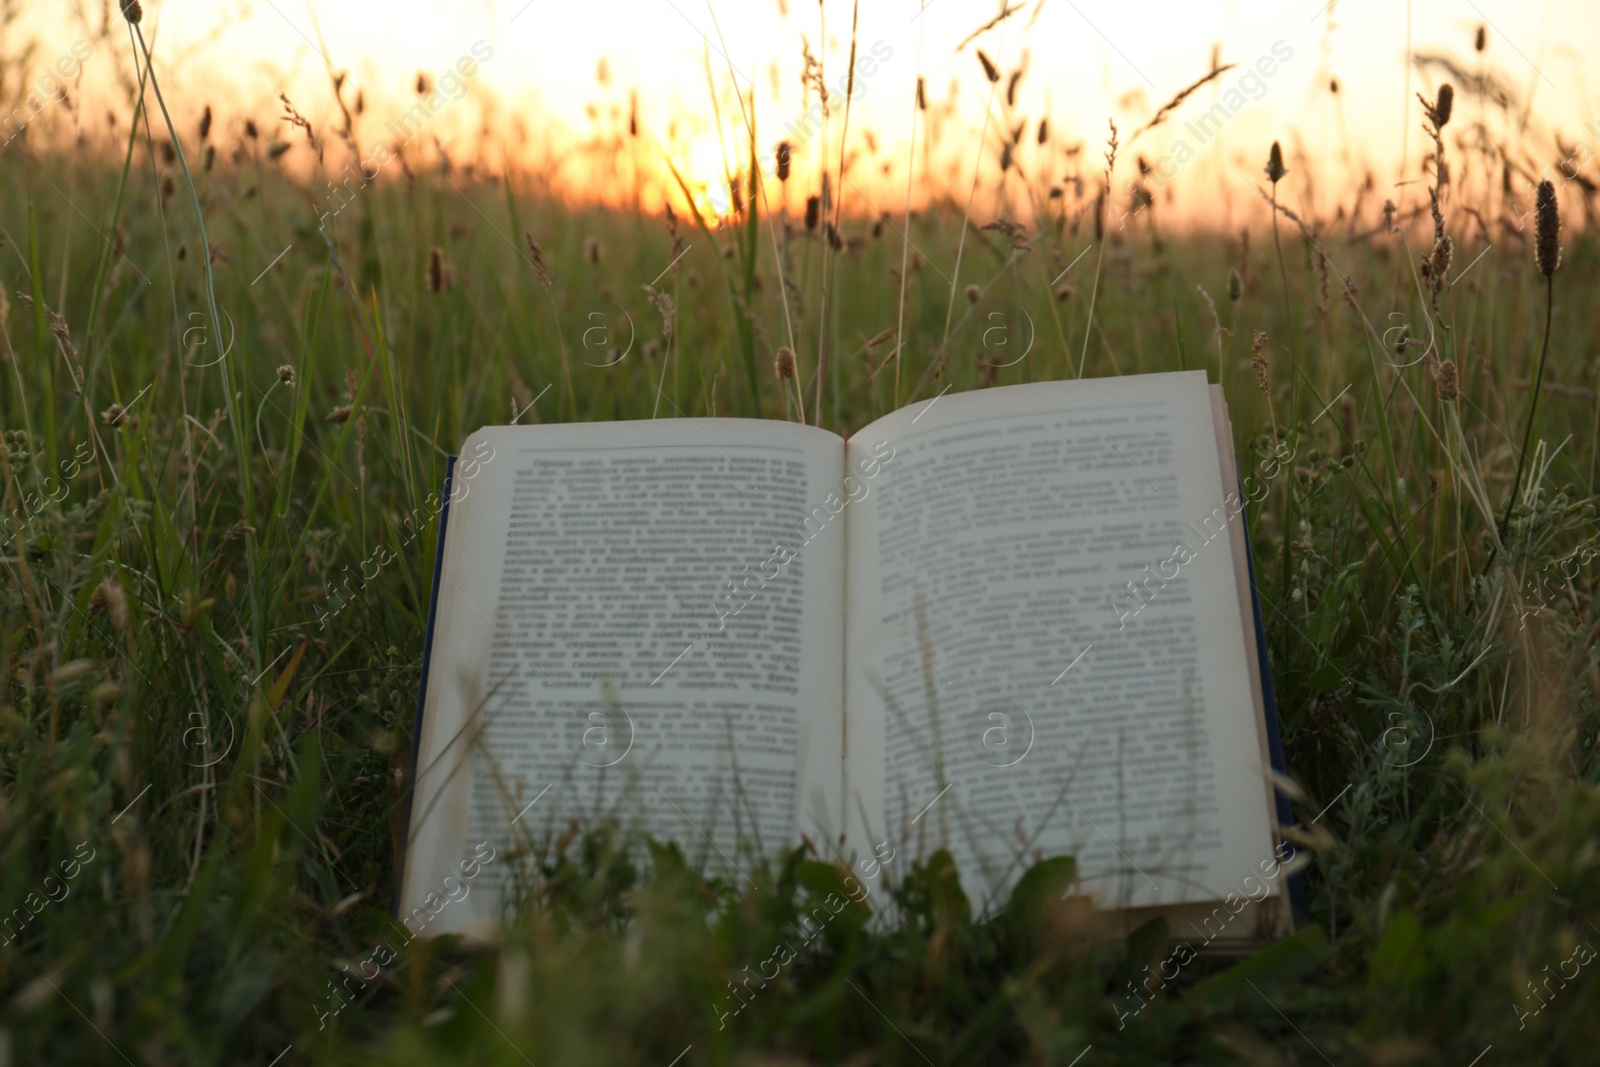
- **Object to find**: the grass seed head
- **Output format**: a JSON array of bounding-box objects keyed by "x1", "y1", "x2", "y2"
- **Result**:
[
  {"x1": 1535, "y1": 179, "x2": 1562, "y2": 276},
  {"x1": 774, "y1": 346, "x2": 796, "y2": 379},
  {"x1": 524, "y1": 233, "x2": 553, "y2": 287},
  {"x1": 121, "y1": 0, "x2": 142, "y2": 24},
  {"x1": 1435, "y1": 358, "x2": 1460, "y2": 400},
  {"x1": 977, "y1": 50, "x2": 1000, "y2": 83},
  {"x1": 776, "y1": 141, "x2": 792, "y2": 182},
  {"x1": 97, "y1": 576, "x2": 128, "y2": 630},
  {"x1": 1265, "y1": 141, "x2": 1287, "y2": 184},
  {"x1": 1251, "y1": 330, "x2": 1271, "y2": 396},
  {"x1": 427, "y1": 246, "x2": 451, "y2": 293}
]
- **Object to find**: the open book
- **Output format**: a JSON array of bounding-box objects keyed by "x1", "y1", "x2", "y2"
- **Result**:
[{"x1": 399, "y1": 371, "x2": 1300, "y2": 950}]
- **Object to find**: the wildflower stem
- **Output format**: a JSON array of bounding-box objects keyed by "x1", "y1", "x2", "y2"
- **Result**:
[
  {"x1": 1270, "y1": 183, "x2": 1297, "y2": 416},
  {"x1": 1496, "y1": 272, "x2": 1555, "y2": 555}
]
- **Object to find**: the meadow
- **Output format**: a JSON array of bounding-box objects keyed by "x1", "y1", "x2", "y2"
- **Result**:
[{"x1": 3, "y1": 7, "x2": 1600, "y2": 1064}]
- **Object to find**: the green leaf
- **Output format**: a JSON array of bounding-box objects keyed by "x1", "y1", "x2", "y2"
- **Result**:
[
  {"x1": 1005, "y1": 855, "x2": 1077, "y2": 931},
  {"x1": 1185, "y1": 924, "x2": 1331, "y2": 1013},
  {"x1": 922, "y1": 848, "x2": 972, "y2": 928},
  {"x1": 794, "y1": 859, "x2": 869, "y2": 941},
  {"x1": 1367, "y1": 907, "x2": 1427, "y2": 992}
]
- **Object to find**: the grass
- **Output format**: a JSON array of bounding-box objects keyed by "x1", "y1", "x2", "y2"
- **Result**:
[{"x1": 5, "y1": 15, "x2": 1600, "y2": 1066}]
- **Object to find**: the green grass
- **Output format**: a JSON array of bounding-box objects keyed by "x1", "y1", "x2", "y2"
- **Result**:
[{"x1": 5, "y1": 35, "x2": 1600, "y2": 1064}]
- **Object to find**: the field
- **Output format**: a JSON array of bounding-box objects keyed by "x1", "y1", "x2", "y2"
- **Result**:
[{"x1": 4, "y1": 10, "x2": 1600, "y2": 1065}]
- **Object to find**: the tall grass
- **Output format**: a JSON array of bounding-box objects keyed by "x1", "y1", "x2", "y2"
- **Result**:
[{"x1": 3, "y1": 12, "x2": 1600, "y2": 1066}]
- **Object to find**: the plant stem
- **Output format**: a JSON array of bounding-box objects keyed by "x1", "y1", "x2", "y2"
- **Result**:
[
  {"x1": 1271, "y1": 182, "x2": 1297, "y2": 416},
  {"x1": 133, "y1": 24, "x2": 263, "y2": 667},
  {"x1": 1496, "y1": 272, "x2": 1555, "y2": 554}
]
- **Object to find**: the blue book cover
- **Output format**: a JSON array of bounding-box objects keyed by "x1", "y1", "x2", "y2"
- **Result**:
[
  {"x1": 395, "y1": 455, "x2": 457, "y2": 914},
  {"x1": 1238, "y1": 457, "x2": 1310, "y2": 928}
]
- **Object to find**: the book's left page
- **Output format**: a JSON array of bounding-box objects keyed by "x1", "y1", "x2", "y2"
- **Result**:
[{"x1": 400, "y1": 419, "x2": 846, "y2": 939}]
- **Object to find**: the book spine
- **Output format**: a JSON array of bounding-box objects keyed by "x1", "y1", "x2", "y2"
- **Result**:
[
  {"x1": 393, "y1": 455, "x2": 459, "y2": 916},
  {"x1": 1236, "y1": 456, "x2": 1308, "y2": 929}
]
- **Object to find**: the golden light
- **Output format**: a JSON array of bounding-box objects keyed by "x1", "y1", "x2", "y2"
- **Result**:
[{"x1": 12, "y1": 0, "x2": 1598, "y2": 226}]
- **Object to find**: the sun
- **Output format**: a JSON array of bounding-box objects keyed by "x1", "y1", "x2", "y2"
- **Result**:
[{"x1": 671, "y1": 132, "x2": 738, "y2": 222}]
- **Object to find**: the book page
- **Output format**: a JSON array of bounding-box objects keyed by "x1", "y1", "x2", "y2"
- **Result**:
[
  {"x1": 843, "y1": 372, "x2": 1274, "y2": 914},
  {"x1": 402, "y1": 419, "x2": 845, "y2": 937}
]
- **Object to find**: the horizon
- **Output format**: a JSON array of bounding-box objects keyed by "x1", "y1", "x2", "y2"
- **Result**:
[{"x1": 5, "y1": 0, "x2": 1598, "y2": 230}]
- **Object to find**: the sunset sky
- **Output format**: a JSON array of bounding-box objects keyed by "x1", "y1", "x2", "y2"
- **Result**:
[{"x1": 33, "y1": 0, "x2": 1600, "y2": 222}]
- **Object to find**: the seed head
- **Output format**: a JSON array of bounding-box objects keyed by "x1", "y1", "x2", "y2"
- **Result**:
[
  {"x1": 804, "y1": 195, "x2": 820, "y2": 232},
  {"x1": 1037, "y1": 118, "x2": 1049, "y2": 145},
  {"x1": 643, "y1": 284, "x2": 674, "y2": 340},
  {"x1": 1250, "y1": 331, "x2": 1271, "y2": 397},
  {"x1": 964, "y1": 283, "x2": 981, "y2": 304},
  {"x1": 775, "y1": 141, "x2": 792, "y2": 182},
  {"x1": 1227, "y1": 267, "x2": 1242, "y2": 301},
  {"x1": 90, "y1": 577, "x2": 128, "y2": 628},
  {"x1": 101, "y1": 403, "x2": 127, "y2": 428},
  {"x1": 1265, "y1": 141, "x2": 1287, "y2": 184},
  {"x1": 276, "y1": 364, "x2": 296, "y2": 388},
  {"x1": 1535, "y1": 179, "x2": 1562, "y2": 276},
  {"x1": 585, "y1": 236, "x2": 603, "y2": 265},
  {"x1": 976, "y1": 50, "x2": 1000, "y2": 83},
  {"x1": 774, "y1": 346, "x2": 796, "y2": 379},
  {"x1": 1475, "y1": 25, "x2": 1487, "y2": 53},
  {"x1": 1434, "y1": 358, "x2": 1459, "y2": 400},
  {"x1": 1424, "y1": 233, "x2": 1453, "y2": 292},
  {"x1": 426, "y1": 246, "x2": 453, "y2": 293},
  {"x1": 121, "y1": 0, "x2": 142, "y2": 24},
  {"x1": 199, "y1": 105, "x2": 213, "y2": 142},
  {"x1": 1433, "y1": 83, "x2": 1453, "y2": 127},
  {"x1": 524, "y1": 233, "x2": 553, "y2": 287}
]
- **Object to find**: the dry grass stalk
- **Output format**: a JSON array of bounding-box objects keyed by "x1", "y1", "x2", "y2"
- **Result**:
[{"x1": 1131, "y1": 63, "x2": 1238, "y2": 142}]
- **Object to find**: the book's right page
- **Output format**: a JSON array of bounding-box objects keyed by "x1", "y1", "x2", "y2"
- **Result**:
[{"x1": 843, "y1": 372, "x2": 1276, "y2": 917}]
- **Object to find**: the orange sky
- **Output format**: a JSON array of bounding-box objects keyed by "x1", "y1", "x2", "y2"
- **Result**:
[{"x1": 24, "y1": 0, "x2": 1600, "y2": 225}]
